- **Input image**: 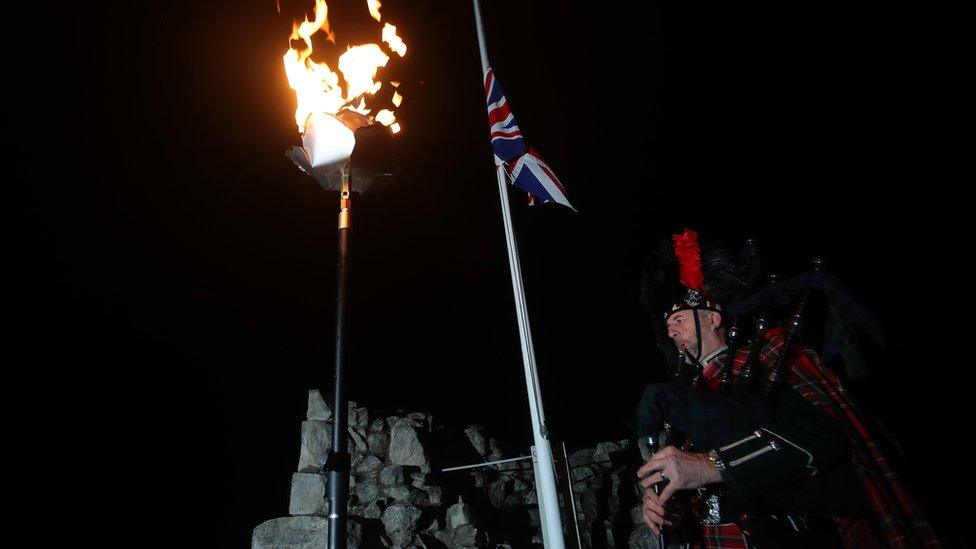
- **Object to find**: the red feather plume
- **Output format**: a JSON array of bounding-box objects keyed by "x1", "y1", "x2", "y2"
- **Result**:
[{"x1": 672, "y1": 228, "x2": 705, "y2": 292}]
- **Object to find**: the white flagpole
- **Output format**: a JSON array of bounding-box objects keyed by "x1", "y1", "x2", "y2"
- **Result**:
[{"x1": 470, "y1": 1, "x2": 566, "y2": 547}]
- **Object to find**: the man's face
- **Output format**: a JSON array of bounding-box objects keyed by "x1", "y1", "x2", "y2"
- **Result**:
[{"x1": 666, "y1": 309, "x2": 698, "y2": 355}]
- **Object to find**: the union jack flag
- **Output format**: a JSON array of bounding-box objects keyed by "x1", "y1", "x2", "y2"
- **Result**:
[
  {"x1": 485, "y1": 68, "x2": 525, "y2": 163},
  {"x1": 507, "y1": 148, "x2": 574, "y2": 210},
  {"x1": 484, "y1": 68, "x2": 573, "y2": 210}
]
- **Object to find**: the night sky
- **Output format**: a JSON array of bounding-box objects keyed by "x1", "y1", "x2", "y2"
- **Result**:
[{"x1": 10, "y1": 0, "x2": 965, "y2": 546}]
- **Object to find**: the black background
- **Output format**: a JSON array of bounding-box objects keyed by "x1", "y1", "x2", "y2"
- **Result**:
[{"x1": 9, "y1": 0, "x2": 966, "y2": 546}]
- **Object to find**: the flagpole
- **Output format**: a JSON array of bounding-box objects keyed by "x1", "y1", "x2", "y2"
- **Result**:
[{"x1": 471, "y1": 1, "x2": 566, "y2": 547}]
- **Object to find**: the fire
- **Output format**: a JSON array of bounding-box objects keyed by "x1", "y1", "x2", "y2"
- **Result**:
[
  {"x1": 367, "y1": 0, "x2": 382, "y2": 21},
  {"x1": 284, "y1": 0, "x2": 405, "y2": 134},
  {"x1": 375, "y1": 109, "x2": 395, "y2": 126},
  {"x1": 382, "y1": 24, "x2": 407, "y2": 57},
  {"x1": 337, "y1": 44, "x2": 388, "y2": 100}
]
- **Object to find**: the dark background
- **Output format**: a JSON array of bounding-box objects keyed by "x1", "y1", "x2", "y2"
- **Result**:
[{"x1": 9, "y1": 0, "x2": 965, "y2": 546}]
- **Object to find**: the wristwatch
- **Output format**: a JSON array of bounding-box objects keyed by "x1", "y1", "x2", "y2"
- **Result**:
[{"x1": 707, "y1": 449, "x2": 732, "y2": 482}]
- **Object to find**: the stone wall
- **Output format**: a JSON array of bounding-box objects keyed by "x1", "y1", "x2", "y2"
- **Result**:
[{"x1": 252, "y1": 390, "x2": 659, "y2": 548}]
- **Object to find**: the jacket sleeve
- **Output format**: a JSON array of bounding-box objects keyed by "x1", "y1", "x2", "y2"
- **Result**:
[{"x1": 710, "y1": 381, "x2": 851, "y2": 497}]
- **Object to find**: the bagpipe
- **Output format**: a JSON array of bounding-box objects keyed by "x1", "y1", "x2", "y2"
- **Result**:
[
  {"x1": 635, "y1": 238, "x2": 894, "y2": 539},
  {"x1": 683, "y1": 239, "x2": 888, "y2": 402}
]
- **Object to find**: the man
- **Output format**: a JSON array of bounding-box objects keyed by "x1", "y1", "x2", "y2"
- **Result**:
[{"x1": 634, "y1": 229, "x2": 939, "y2": 548}]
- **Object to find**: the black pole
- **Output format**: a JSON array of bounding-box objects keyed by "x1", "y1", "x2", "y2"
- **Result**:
[{"x1": 327, "y1": 171, "x2": 351, "y2": 549}]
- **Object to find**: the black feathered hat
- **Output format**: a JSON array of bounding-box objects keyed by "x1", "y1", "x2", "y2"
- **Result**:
[{"x1": 640, "y1": 228, "x2": 746, "y2": 369}]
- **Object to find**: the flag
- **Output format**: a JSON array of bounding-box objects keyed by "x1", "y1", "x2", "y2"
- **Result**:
[
  {"x1": 485, "y1": 69, "x2": 526, "y2": 163},
  {"x1": 484, "y1": 68, "x2": 573, "y2": 210},
  {"x1": 507, "y1": 148, "x2": 574, "y2": 209}
]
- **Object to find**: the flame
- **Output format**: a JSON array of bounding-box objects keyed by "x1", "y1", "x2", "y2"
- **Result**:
[
  {"x1": 367, "y1": 0, "x2": 382, "y2": 21},
  {"x1": 348, "y1": 97, "x2": 370, "y2": 115},
  {"x1": 377, "y1": 108, "x2": 401, "y2": 134},
  {"x1": 338, "y1": 44, "x2": 389, "y2": 100},
  {"x1": 382, "y1": 24, "x2": 406, "y2": 57},
  {"x1": 292, "y1": 0, "x2": 335, "y2": 48},
  {"x1": 284, "y1": 0, "x2": 406, "y2": 133},
  {"x1": 375, "y1": 109, "x2": 395, "y2": 126}
]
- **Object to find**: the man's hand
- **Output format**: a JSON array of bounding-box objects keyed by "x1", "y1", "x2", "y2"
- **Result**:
[
  {"x1": 641, "y1": 491, "x2": 673, "y2": 535},
  {"x1": 636, "y1": 446, "x2": 722, "y2": 506}
]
